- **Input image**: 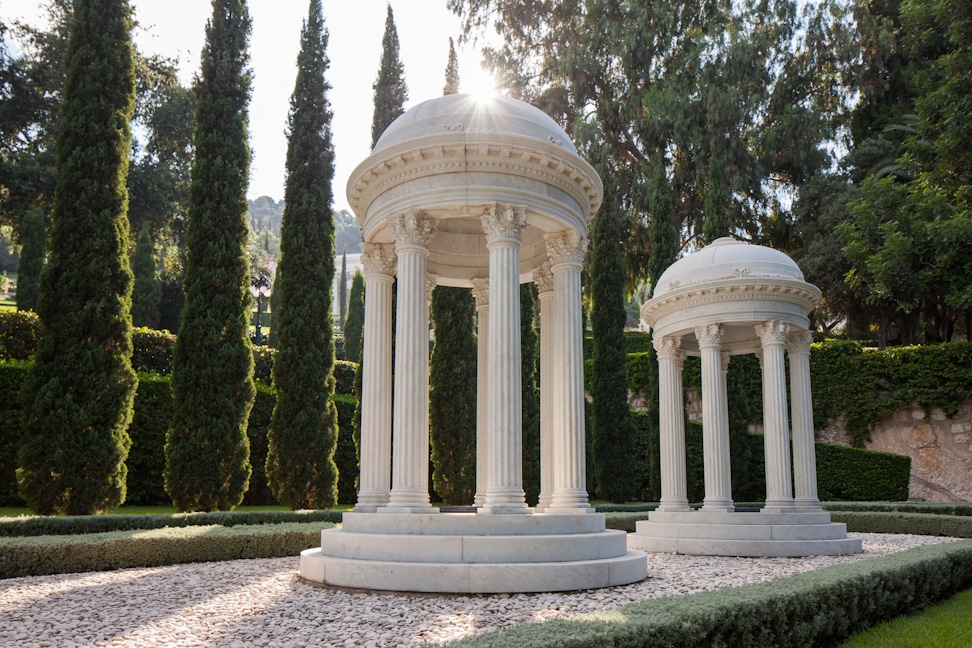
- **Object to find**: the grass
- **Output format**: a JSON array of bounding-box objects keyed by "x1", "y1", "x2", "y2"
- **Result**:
[
  {"x1": 841, "y1": 586, "x2": 972, "y2": 647},
  {"x1": 0, "y1": 298, "x2": 15, "y2": 312}
]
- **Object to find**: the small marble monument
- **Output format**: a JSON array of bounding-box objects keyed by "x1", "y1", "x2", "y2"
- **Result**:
[
  {"x1": 299, "y1": 94, "x2": 647, "y2": 592},
  {"x1": 629, "y1": 238, "x2": 862, "y2": 556}
]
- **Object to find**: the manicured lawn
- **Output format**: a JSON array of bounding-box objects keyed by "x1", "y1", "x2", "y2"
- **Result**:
[
  {"x1": 0, "y1": 298, "x2": 15, "y2": 312},
  {"x1": 841, "y1": 586, "x2": 972, "y2": 647}
]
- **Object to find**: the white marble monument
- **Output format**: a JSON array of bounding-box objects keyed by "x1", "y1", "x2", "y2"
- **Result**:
[
  {"x1": 628, "y1": 238, "x2": 863, "y2": 557},
  {"x1": 299, "y1": 93, "x2": 647, "y2": 593}
]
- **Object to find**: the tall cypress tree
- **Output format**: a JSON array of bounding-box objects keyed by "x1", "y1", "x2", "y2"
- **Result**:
[
  {"x1": 17, "y1": 0, "x2": 137, "y2": 516},
  {"x1": 443, "y1": 37, "x2": 459, "y2": 95},
  {"x1": 520, "y1": 283, "x2": 541, "y2": 505},
  {"x1": 590, "y1": 160, "x2": 637, "y2": 503},
  {"x1": 338, "y1": 248, "x2": 348, "y2": 330},
  {"x1": 344, "y1": 268, "x2": 365, "y2": 363},
  {"x1": 165, "y1": 0, "x2": 254, "y2": 512},
  {"x1": 371, "y1": 3, "x2": 408, "y2": 148},
  {"x1": 15, "y1": 207, "x2": 46, "y2": 312},
  {"x1": 131, "y1": 222, "x2": 161, "y2": 328},
  {"x1": 264, "y1": 0, "x2": 339, "y2": 509}
]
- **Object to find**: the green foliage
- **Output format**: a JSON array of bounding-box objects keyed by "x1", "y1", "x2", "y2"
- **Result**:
[
  {"x1": 520, "y1": 283, "x2": 541, "y2": 505},
  {"x1": 125, "y1": 374, "x2": 172, "y2": 505},
  {"x1": 333, "y1": 395, "x2": 358, "y2": 505},
  {"x1": 443, "y1": 36, "x2": 460, "y2": 95},
  {"x1": 823, "y1": 502, "x2": 972, "y2": 516},
  {"x1": 590, "y1": 164, "x2": 637, "y2": 503},
  {"x1": 816, "y1": 442, "x2": 911, "y2": 501},
  {"x1": 14, "y1": 207, "x2": 45, "y2": 312},
  {"x1": 370, "y1": 4, "x2": 408, "y2": 148},
  {"x1": 727, "y1": 358, "x2": 760, "y2": 502},
  {"x1": 0, "y1": 311, "x2": 40, "y2": 361},
  {"x1": 631, "y1": 410, "x2": 660, "y2": 502},
  {"x1": 338, "y1": 249, "x2": 347, "y2": 329},
  {"x1": 243, "y1": 385, "x2": 275, "y2": 506},
  {"x1": 343, "y1": 269, "x2": 364, "y2": 363},
  {"x1": 0, "y1": 521, "x2": 331, "y2": 578},
  {"x1": 265, "y1": 0, "x2": 339, "y2": 511},
  {"x1": 166, "y1": 0, "x2": 255, "y2": 512},
  {"x1": 832, "y1": 512, "x2": 972, "y2": 538},
  {"x1": 429, "y1": 286, "x2": 478, "y2": 505},
  {"x1": 841, "y1": 586, "x2": 972, "y2": 648},
  {"x1": 18, "y1": 0, "x2": 138, "y2": 516},
  {"x1": 448, "y1": 541, "x2": 972, "y2": 647},
  {"x1": 130, "y1": 222, "x2": 161, "y2": 328},
  {"x1": 131, "y1": 326, "x2": 176, "y2": 374},
  {"x1": 0, "y1": 362, "x2": 28, "y2": 506}
]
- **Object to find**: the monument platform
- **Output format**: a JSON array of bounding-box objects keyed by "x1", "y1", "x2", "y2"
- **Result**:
[{"x1": 300, "y1": 511, "x2": 648, "y2": 593}]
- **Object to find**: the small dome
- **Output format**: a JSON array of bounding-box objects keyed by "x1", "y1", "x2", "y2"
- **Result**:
[
  {"x1": 653, "y1": 238, "x2": 805, "y2": 298},
  {"x1": 372, "y1": 93, "x2": 576, "y2": 154}
]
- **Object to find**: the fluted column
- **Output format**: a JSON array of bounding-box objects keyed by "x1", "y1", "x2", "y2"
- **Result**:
[
  {"x1": 481, "y1": 203, "x2": 529, "y2": 513},
  {"x1": 757, "y1": 320, "x2": 796, "y2": 512},
  {"x1": 534, "y1": 262, "x2": 555, "y2": 511},
  {"x1": 384, "y1": 210, "x2": 438, "y2": 512},
  {"x1": 655, "y1": 335, "x2": 690, "y2": 512},
  {"x1": 354, "y1": 243, "x2": 397, "y2": 512},
  {"x1": 472, "y1": 278, "x2": 489, "y2": 507},
  {"x1": 546, "y1": 230, "x2": 593, "y2": 513},
  {"x1": 788, "y1": 329, "x2": 820, "y2": 510},
  {"x1": 695, "y1": 324, "x2": 734, "y2": 512}
]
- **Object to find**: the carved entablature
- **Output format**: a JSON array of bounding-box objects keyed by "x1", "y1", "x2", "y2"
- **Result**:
[
  {"x1": 481, "y1": 203, "x2": 527, "y2": 244},
  {"x1": 694, "y1": 323, "x2": 724, "y2": 349},
  {"x1": 360, "y1": 243, "x2": 397, "y2": 278},
  {"x1": 545, "y1": 230, "x2": 588, "y2": 268},
  {"x1": 756, "y1": 320, "x2": 790, "y2": 347},
  {"x1": 533, "y1": 262, "x2": 554, "y2": 294},
  {"x1": 388, "y1": 209, "x2": 437, "y2": 249}
]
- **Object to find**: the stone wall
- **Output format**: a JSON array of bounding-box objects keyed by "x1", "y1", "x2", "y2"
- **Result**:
[{"x1": 632, "y1": 388, "x2": 972, "y2": 503}]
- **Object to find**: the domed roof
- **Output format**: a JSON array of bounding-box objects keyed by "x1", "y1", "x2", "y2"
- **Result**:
[
  {"x1": 653, "y1": 238, "x2": 805, "y2": 298},
  {"x1": 372, "y1": 93, "x2": 576, "y2": 154}
]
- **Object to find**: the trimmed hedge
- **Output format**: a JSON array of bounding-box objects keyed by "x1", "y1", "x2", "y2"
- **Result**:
[
  {"x1": 832, "y1": 512, "x2": 972, "y2": 538},
  {"x1": 0, "y1": 521, "x2": 332, "y2": 579},
  {"x1": 0, "y1": 311, "x2": 40, "y2": 361},
  {"x1": 447, "y1": 540, "x2": 972, "y2": 647},
  {"x1": 822, "y1": 501, "x2": 972, "y2": 516},
  {"x1": 0, "y1": 509, "x2": 343, "y2": 538}
]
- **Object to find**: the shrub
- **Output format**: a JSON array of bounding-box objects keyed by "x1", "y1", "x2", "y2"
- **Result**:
[
  {"x1": 0, "y1": 311, "x2": 41, "y2": 361},
  {"x1": 131, "y1": 327, "x2": 176, "y2": 375},
  {"x1": 333, "y1": 360, "x2": 357, "y2": 395},
  {"x1": 822, "y1": 502, "x2": 972, "y2": 516},
  {"x1": 816, "y1": 443, "x2": 911, "y2": 501},
  {"x1": 831, "y1": 512, "x2": 972, "y2": 538}
]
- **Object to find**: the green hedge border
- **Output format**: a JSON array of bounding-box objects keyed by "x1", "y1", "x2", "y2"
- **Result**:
[
  {"x1": 832, "y1": 512, "x2": 972, "y2": 538},
  {"x1": 446, "y1": 540, "x2": 972, "y2": 647}
]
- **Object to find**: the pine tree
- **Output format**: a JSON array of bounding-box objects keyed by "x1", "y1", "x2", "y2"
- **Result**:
[
  {"x1": 344, "y1": 268, "x2": 364, "y2": 363},
  {"x1": 17, "y1": 0, "x2": 137, "y2": 515},
  {"x1": 520, "y1": 283, "x2": 541, "y2": 505},
  {"x1": 264, "y1": 0, "x2": 339, "y2": 510},
  {"x1": 15, "y1": 207, "x2": 46, "y2": 312},
  {"x1": 165, "y1": 0, "x2": 255, "y2": 512},
  {"x1": 338, "y1": 248, "x2": 348, "y2": 330},
  {"x1": 131, "y1": 222, "x2": 161, "y2": 328},
  {"x1": 590, "y1": 160, "x2": 637, "y2": 503},
  {"x1": 371, "y1": 3, "x2": 408, "y2": 148},
  {"x1": 428, "y1": 286, "x2": 478, "y2": 504},
  {"x1": 443, "y1": 37, "x2": 460, "y2": 95}
]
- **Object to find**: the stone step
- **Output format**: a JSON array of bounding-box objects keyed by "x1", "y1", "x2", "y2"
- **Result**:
[
  {"x1": 340, "y1": 511, "x2": 605, "y2": 536},
  {"x1": 626, "y1": 535, "x2": 863, "y2": 558},
  {"x1": 633, "y1": 520, "x2": 850, "y2": 541}
]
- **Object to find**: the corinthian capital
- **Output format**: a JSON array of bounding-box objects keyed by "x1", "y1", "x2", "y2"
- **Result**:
[
  {"x1": 653, "y1": 335, "x2": 685, "y2": 366},
  {"x1": 481, "y1": 202, "x2": 527, "y2": 243},
  {"x1": 533, "y1": 262, "x2": 554, "y2": 294},
  {"x1": 545, "y1": 230, "x2": 588, "y2": 267},
  {"x1": 694, "y1": 323, "x2": 724, "y2": 348},
  {"x1": 426, "y1": 274, "x2": 438, "y2": 304},
  {"x1": 388, "y1": 209, "x2": 437, "y2": 249},
  {"x1": 360, "y1": 243, "x2": 397, "y2": 278},
  {"x1": 472, "y1": 278, "x2": 489, "y2": 309},
  {"x1": 756, "y1": 320, "x2": 790, "y2": 347},
  {"x1": 786, "y1": 328, "x2": 813, "y2": 355}
]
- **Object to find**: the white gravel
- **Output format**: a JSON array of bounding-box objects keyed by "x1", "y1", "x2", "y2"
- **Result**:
[{"x1": 0, "y1": 533, "x2": 958, "y2": 648}]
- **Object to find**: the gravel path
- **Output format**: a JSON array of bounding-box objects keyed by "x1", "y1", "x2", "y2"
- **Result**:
[{"x1": 0, "y1": 533, "x2": 957, "y2": 647}]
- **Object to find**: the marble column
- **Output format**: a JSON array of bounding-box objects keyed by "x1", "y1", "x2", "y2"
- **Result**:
[
  {"x1": 480, "y1": 203, "x2": 529, "y2": 513},
  {"x1": 695, "y1": 324, "x2": 734, "y2": 512},
  {"x1": 788, "y1": 328, "x2": 821, "y2": 510},
  {"x1": 546, "y1": 230, "x2": 593, "y2": 513},
  {"x1": 655, "y1": 335, "x2": 690, "y2": 512},
  {"x1": 384, "y1": 210, "x2": 438, "y2": 512},
  {"x1": 534, "y1": 262, "x2": 555, "y2": 511},
  {"x1": 354, "y1": 243, "x2": 397, "y2": 512},
  {"x1": 472, "y1": 278, "x2": 489, "y2": 507},
  {"x1": 757, "y1": 320, "x2": 796, "y2": 512}
]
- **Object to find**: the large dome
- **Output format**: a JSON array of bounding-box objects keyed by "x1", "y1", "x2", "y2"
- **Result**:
[
  {"x1": 373, "y1": 93, "x2": 577, "y2": 154},
  {"x1": 652, "y1": 237, "x2": 805, "y2": 298}
]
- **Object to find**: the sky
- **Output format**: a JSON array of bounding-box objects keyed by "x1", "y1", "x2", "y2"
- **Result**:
[{"x1": 0, "y1": 0, "x2": 498, "y2": 214}]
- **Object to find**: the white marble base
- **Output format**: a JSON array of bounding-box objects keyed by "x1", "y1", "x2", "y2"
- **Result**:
[
  {"x1": 627, "y1": 509, "x2": 863, "y2": 557},
  {"x1": 298, "y1": 512, "x2": 648, "y2": 593}
]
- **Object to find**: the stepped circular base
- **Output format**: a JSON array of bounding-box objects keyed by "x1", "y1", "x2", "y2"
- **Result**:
[
  {"x1": 627, "y1": 510, "x2": 863, "y2": 557},
  {"x1": 299, "y1": 512, "x2": 648, "y2": 593}
]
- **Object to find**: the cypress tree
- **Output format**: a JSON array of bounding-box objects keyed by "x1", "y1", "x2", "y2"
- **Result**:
[
  {"x1": 371, "y1": 3, "x2": 408, "y2": 148},
  {"x1": 443, "y1": 37, "x2": 459, "y2": 95},
  {"x1": 131, "y1": 222, "x2": 161, "y2": 328},
  {"x1": 520, "y1": 283, "x2": 541, "y2": 505},
  {"x1": 17, "y1": 0, "x2": 137, "y2": 515},
  {"x1": 15, "y1": 207, "x2": 46, "y2": 312},
  {"x1": 338, "y1": 248, "x2": 348, "y2": 330},
  {"x1": 344, "y1": 268, "x2": 364, "y2": 363},
  {"x1": 264, "y1": 0, "x2": 339, "y2": 510},
  {"x1": 267, "y1": 263, "x2": 280, "y2": 348},
  {"x1": 590, "y1": 161, "x2": 637, "y2": 503},
  {"x1": 429, "y1": 286, "x2": 478, "y2": 504},
  {"x1": 702, "y1": 154, "x2": 732, "y2": 244},
  {"x1": 165, "y1": 0, "x2": 255, "y2": 512}
]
